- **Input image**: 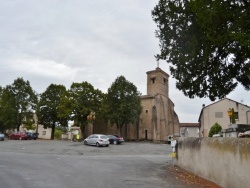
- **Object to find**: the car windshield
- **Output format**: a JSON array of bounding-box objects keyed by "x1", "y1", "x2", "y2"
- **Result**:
[{"x1": 100, "y1": 136, "x2": 108, "y2": 139}]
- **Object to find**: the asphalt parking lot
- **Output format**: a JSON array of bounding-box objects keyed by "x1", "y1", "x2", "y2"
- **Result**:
[{"x1": 0, "y1": 140, "x2": 194, "y2": 188}]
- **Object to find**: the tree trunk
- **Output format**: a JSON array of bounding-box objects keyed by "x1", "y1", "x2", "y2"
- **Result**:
[{"x1": 51, "y1": 123, "x2": 55, "y2": 140}]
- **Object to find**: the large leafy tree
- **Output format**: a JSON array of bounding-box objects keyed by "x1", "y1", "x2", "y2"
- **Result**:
[
  {"x1": 38, "y1": 84, "x2": 68, "y2": 140},
  {"x1": 0, "y1": 87, "x2": 17, "y2": 132},
  {"x1": 152, "y1": 0, "x2": 250, "y2": 101},
  {"x1": 104, "y1": 76, "x2": 142, "y2": 138},
  {"x1": 58, "y1": 81, "x2": 103, "y2": 138},
  {"x1": 5, "y1": 78, "x2": 37, "y2": 131}
]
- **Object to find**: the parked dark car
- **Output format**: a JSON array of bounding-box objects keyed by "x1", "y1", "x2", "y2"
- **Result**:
[
  {"x1": 9, "y1": 132, "x2": 29, "y2": 140},
  {"x1": 26, "y1": 132, "x2": 38, "y2": 140},
  {"x1": 107, "y1": 135, "x2": 124, "y2": 145}
]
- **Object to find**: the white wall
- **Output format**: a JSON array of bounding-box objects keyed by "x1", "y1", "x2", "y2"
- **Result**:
[
  {"x1": 37, "y1": 124, "x2": 51, "y2": 139},
  {"x1": 177, "y1": 137, "x2": 250, "y2": 188}
]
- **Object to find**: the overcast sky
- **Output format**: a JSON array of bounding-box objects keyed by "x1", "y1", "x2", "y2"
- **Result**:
[{"x1": 0, "y1": 0, "x2": 249, "y2": 123}]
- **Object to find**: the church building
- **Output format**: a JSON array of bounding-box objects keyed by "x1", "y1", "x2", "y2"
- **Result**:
[
  {"x1": 92, "y1": 67, "x2": 180, "y2": 142},
  {"x1": 137, "y1": 67, "x2": 180, "y2": 142}
]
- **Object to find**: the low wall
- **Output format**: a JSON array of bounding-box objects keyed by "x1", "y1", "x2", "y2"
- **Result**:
[{"x1": 176, "y1": 137, "x2": 250, "y2": 188}]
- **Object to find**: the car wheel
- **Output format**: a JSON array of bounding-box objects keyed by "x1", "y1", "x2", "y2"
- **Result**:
[
  {"x1": 96, "y1": 142, "x2": 100, "y2": 147},
  {"x1": 84, "y1": 141, "x2": 87, "y2": 145},
  {"x1": 113, "y1": 141, "x2": 117, "y2": 145},
  {"x1": 106, "y1": 145, "x2": 109, "y2": 147}
]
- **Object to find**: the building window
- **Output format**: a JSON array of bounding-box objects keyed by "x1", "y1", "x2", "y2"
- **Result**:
[
  {"x1": 145, "y1": 109, "x2": 149, "y2": 113},
  {"x1": 163, "y1": 77, "x2": 167, "y2": 84},
  {"x1": 234, "y1": 112, "x2": 239, "y2": 120},
  {"x1": 42, "y1": 131, "x2": 46, "y2": 135},
  {"x1": 215, "y1": 112, "x2": 223, "y2": 118},
  {"x1": 150, "y1": 76, "x2": 156, "y2": 84}
]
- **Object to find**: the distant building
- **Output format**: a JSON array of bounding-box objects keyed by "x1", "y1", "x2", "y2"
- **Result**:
[
  {"x1": 180, "y1": 123, "x2": 199, "y2": 137},
  {"x1": 198, "y1": 98, "x2": 250, "y2": 137}
]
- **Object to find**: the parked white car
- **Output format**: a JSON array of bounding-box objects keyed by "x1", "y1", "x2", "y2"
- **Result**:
[
  {"x1": 83, "y1": 134, "x2": 109, "y2": 147},
  {"x1": 0, "y1": 132, "x2": 5, "y2": 141}
]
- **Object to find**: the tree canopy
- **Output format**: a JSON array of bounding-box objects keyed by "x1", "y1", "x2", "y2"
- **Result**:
[
  {"x1": 58, "y1": 81, "x2": 104, "y2": 138},
  {"x1": 38, "y1": 84, "x2": 67, "y2": 140},
  {"x1": 5, "y1": 78, "x2": 37, "y2": 131},
  {"x1": 0, "y1": 87, "x2": 17, "y2": 132},
  {"x1": 104, "y1": 76, "x2": 142, "y2": 137},
  {"x1": 152, "y1": 0, "x2": 250, "y2": 101}
]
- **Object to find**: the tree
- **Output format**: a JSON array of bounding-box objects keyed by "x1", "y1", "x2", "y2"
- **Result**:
[
  {"x1": 58, "y1": 81, "x2": 103, "y2": 138},
  {"x1": 104, "y1": 76, "x2": 142, "y2": 138},
  {"x1": 0, "y1": 87, "x2": 17, "y2": 132},
  {"x1": 5, "y1": 78, "x2": 38, "y2": 131},
  {"x1": 38, "y1": 84, "x2": 68, "y2": 140},
  {"x1": 208, "y1": 122, "x2": 222, "y2": 137},
  {"x1": 152, "y1": 0, "x2": 250, "y2": 101}
]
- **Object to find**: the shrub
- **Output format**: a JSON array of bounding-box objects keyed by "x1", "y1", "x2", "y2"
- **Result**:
[
  {"x1": 54, "y1": 129, "x2": 63, "y2": 140},
  {"x1": 208, "y1": 122, "x2": 222, "y2": 137}
]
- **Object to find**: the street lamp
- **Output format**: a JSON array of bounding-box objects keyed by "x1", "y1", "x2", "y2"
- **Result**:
[
  {"x1": 227, "y1": 108, "x2": 233, "y2": 124},
  {"x1": 87, "y1": 111, "x2": 95, "y2": 122},
  {"x1": 87, "y1": 111, "x2": 95, "y2": 134}
]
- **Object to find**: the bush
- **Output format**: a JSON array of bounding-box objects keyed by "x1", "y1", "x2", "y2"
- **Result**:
[
  {"x1": 54, "y1": 129, "x2": 63, "y2": 140},
  {"x1": 208, "y1": 122, "x2": 222, "y2": 137}
]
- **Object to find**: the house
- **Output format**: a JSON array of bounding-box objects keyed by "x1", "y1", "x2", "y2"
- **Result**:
[
  {"x1": 180, "y1": 123, "x2": 199, "y2": 137},
  {"x1": 198, "y1": 98, "x2": 250, "y2": 137}
]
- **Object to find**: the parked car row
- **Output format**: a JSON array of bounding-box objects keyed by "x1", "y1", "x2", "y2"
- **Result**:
[
  {"x1": 8, "y1": 132, "x2": 38, "y2": 140},
  {"x1": 83, "y1": 134, "x2": 124, "y2": 147}
]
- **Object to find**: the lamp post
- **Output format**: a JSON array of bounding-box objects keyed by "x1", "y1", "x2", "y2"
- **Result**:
[
  {"x1": 227, "y1": 108, "x2": 233, "y2": 124},
  {"x1": 87, "y1": 111, "x2": 95, "y2": 134}
]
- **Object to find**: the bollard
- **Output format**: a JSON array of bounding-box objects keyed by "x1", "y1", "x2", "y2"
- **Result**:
[{"x1": 170, "y1": 140, "x2": 177, "y2": 166}]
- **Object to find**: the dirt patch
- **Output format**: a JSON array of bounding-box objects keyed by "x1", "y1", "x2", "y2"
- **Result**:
[{"x1": 164, "y1": 165, "x2": 222, "y2": 188}]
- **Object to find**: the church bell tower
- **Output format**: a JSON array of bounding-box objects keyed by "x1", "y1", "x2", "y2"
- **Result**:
[{"x1": 146, "y1": 67, "x2": 169, "y2": 97}]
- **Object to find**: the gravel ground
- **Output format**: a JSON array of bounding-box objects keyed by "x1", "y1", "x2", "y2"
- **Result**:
[
  {"x1": 1, "y1": 139, "x2": 221, "y2": 187},
  {"x1": 163, "y1": 165, "x2": 222, "y2": 188}
]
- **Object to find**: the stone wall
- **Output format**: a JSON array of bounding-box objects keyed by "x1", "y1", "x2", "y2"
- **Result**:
[{"x1": 176, "y1": 137, "x2": 250, "y2": 188}]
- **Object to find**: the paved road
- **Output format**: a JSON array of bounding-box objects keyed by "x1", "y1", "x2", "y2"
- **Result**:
[{"x1": 0, "y1": 140, "x2": 192, "y2": 188}]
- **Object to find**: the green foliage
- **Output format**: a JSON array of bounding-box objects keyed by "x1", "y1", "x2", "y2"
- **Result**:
[
  {"x1": 22, "y1": 111, "x2": 36, "y2": 130},
  {"x1": 54, "y1": 126, "x2": 67, "y2": 139},
  {"x1": 208, "y1": 122, "x2": 222, "y2": 137},
  {"x1": 56, "y1": 126, "x2": 68, "y2": 134},
  {"x1": 58, "y1": 81, "x2": 104, "y2": 138},
  {"x1": 104, "y1": 76, "x2": 142, "y2": 137},
  {"x1": 38, "y1": 84, "x2": 68, "y2": 140},
  {"x1": 54, "y1": 129, "x2": 62, "y2": 140},
  {"x1": 152, "y1": 0, "x2": 250, "y2": 101},
  {"x1": 0, "y1": 88, "x2": 17, "y2": 132},
  {"x1": 4, "y1": 78, "x2": 37, "y2": 131}
]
